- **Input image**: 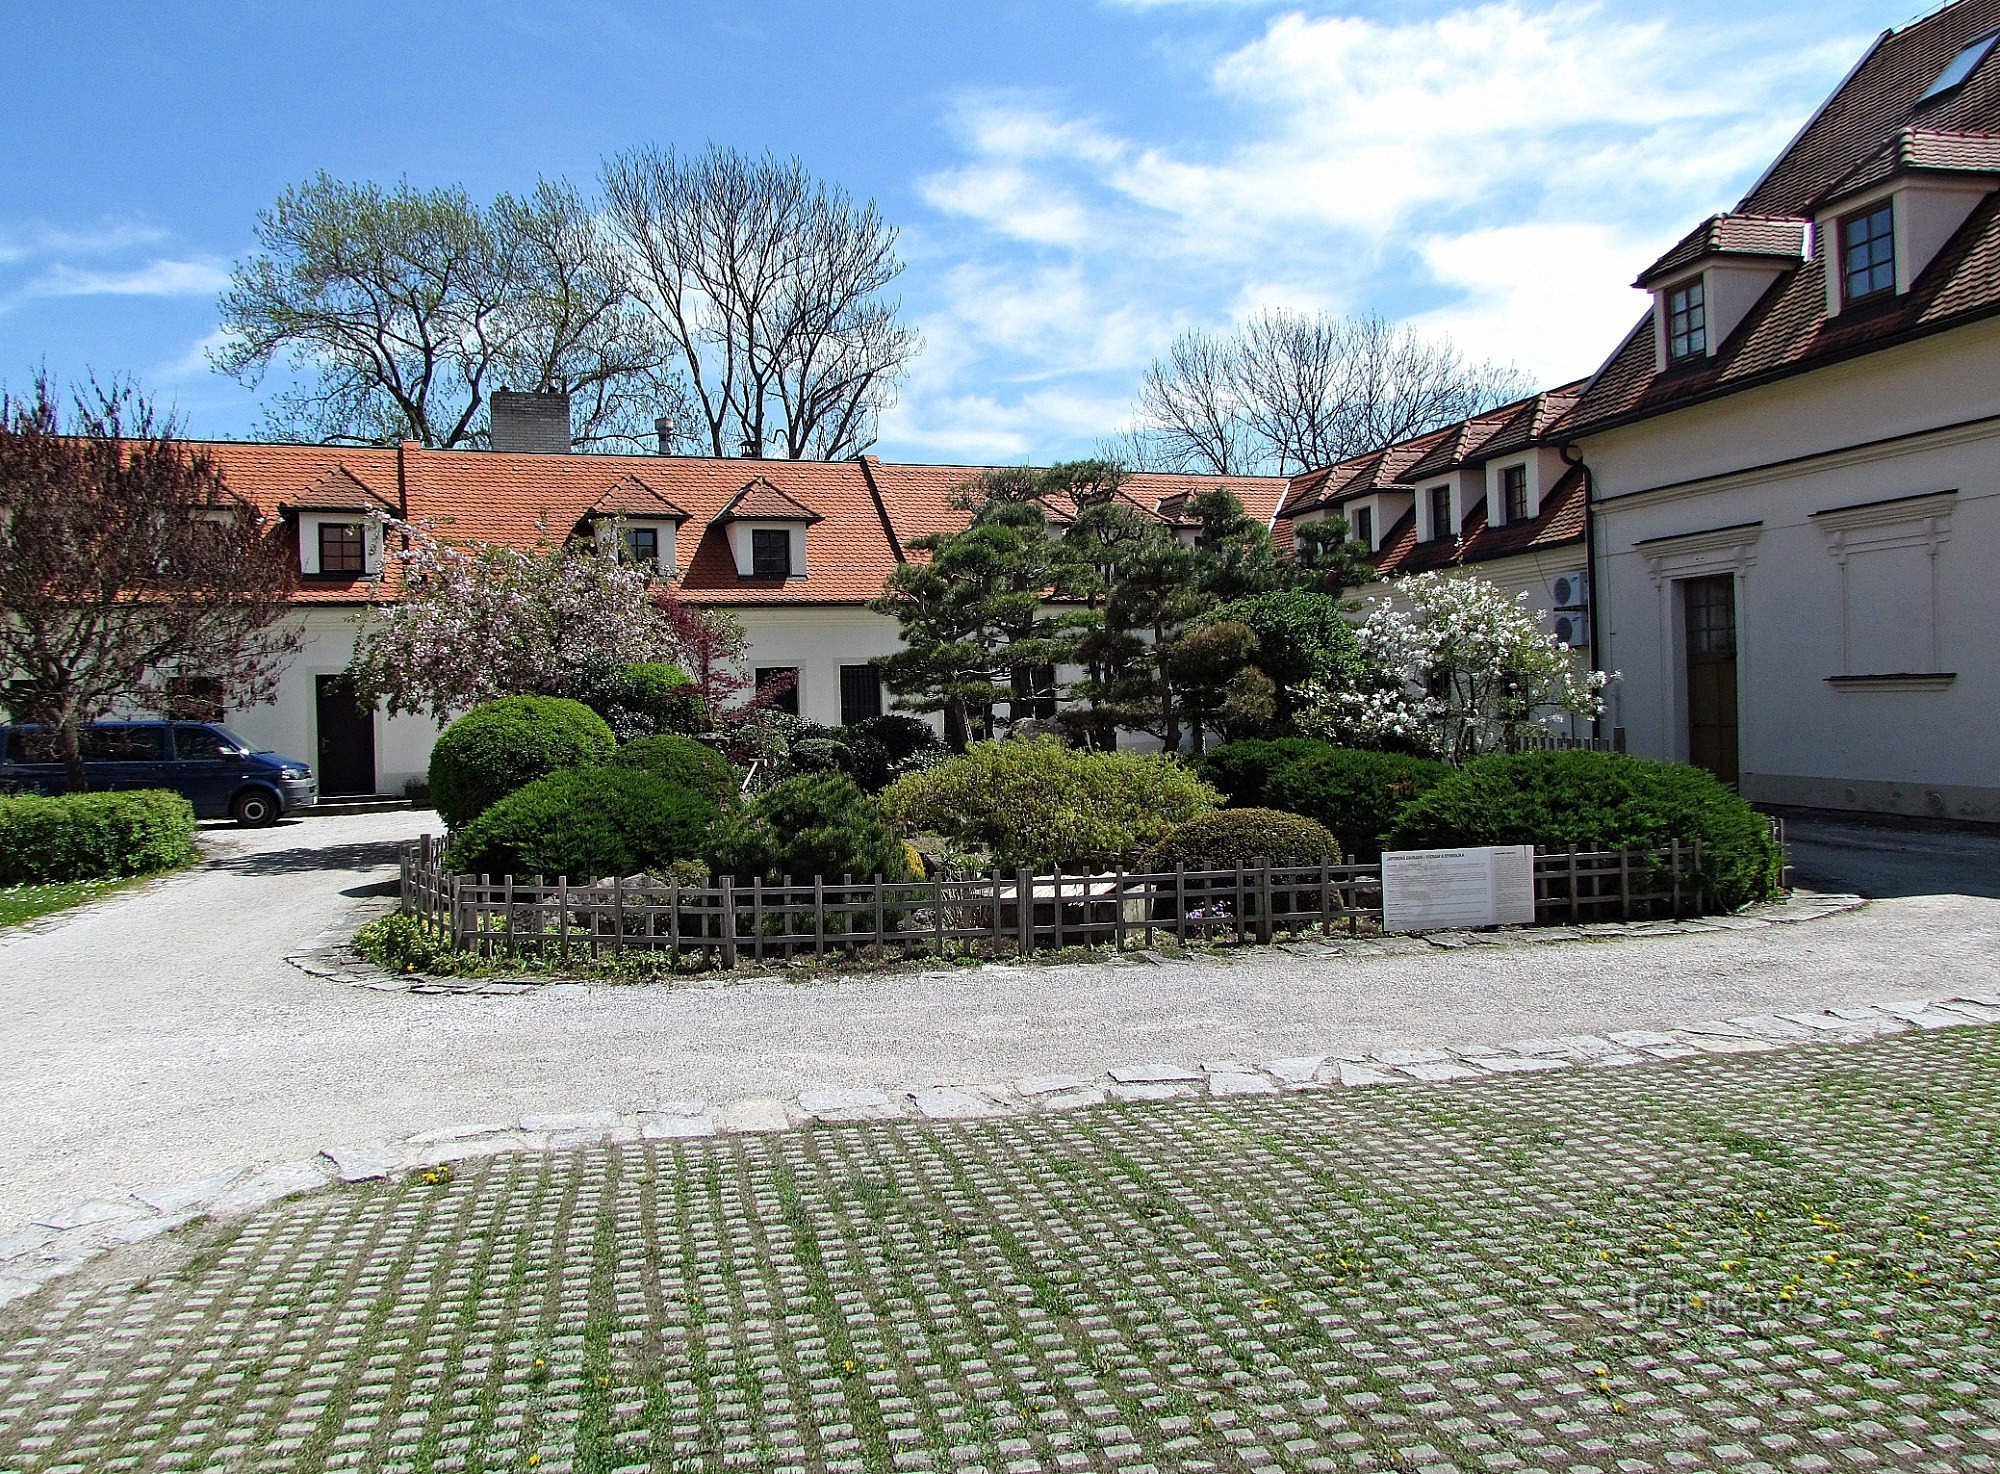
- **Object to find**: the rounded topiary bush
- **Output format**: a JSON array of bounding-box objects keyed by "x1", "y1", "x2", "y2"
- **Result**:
[
  {"x1": 429, "y1": 696, "x2": 616, "y2": 830},
  {"x1": 612, "y1": 734, "x2": 738, "y2": 806},
  {"x1": 1145, "y1": 808, "x2": 1340, "y2": 872},
  {"x1": 1194, "y1": 738, "x2": 1336, "y2": 808},
  {"x1": 1384, "y1": 750, "x2": 1783, "y2": 910},
  {"x1": 0, "y1": 790, "x2": 198, "y2": 883},
  {"x1": 708, "y1": 772, "x2": 912, "y2": 883},
  {"x1": 1264, "y1": 748, "x2": 1452, "y2": 861},
  {"x1": 880, "y1": 737, "x2": 1219, "y2": 870},
  {"x1": 444, "y1": 766, "x2": 717, "y2": 881}
]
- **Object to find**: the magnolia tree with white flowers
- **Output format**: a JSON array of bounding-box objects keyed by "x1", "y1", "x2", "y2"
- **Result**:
[
  {"x1": 1297, "y1": 571, "x2": 1611, "y2": 763},
  {"x1": 347, "y1": 517, "x2": 691, "y2": 720}
]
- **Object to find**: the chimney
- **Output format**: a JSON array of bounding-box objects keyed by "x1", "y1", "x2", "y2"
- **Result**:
[
  {"x1": 489, "y1": 388, "x2": 571, "y2": 454},
  {"x1": 654, "y1": 415, "x2": 676, "y2": 456},
  {"x1": 738, "y1": 433, "x2": 762, "y2": 459}
]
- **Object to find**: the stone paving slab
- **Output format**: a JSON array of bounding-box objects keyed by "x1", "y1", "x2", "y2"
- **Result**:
[{"x1": 3, "y1": 1027, "x2": 1996, "y2": 1473}]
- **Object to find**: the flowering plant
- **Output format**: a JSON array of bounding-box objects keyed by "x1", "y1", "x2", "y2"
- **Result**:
[{"x1": 1298, "y1": 572, "x2": 1613, "y2": 764}]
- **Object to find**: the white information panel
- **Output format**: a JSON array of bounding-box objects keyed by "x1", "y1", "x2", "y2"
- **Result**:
[{"x1": 1380, "y1": 845, "x2": 1536, "y2": 934}]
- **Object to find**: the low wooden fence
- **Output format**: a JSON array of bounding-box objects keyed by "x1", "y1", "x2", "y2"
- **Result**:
[{"x1": 399, "y1": 835, "x2": 1710, "y2": 968}]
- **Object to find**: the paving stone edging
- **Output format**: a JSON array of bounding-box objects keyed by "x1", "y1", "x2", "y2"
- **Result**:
[
  {"x1": 10, "y1": 979, "x2": 1997, "y2": 1310},
  {"x1": 286, "y1": 889, "x2": 1870, "y2": 996}
]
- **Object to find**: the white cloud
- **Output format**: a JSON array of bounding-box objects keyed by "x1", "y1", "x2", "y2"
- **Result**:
[
  {"x1": 0, "y1": 219, "x2": 171, "y2": 266},
  {"x1": 152, "y1": 327, "x2": 232, "y2": 382},
  {"x1": 20, "y1": 257, "x2": 230, "y2": 300}
]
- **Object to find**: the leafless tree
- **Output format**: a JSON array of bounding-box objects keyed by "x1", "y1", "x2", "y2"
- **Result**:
[
  {"x1": 214, "y1": 174, "x2": 673, "y2": 450},
  {"x1": 0, "y1": 377, "x2": 301, "y2": 790},
  {"x1": 1123, "y1": 311, "x2": 1534, "y2": 476},
  {"x1": 601, "y1": 144, "x2": 920, "y2": 460}
]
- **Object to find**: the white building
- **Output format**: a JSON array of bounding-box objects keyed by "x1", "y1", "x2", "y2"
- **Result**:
[{"x1": 1565, "y1": 0, "x2": 2000, "y2": 820}]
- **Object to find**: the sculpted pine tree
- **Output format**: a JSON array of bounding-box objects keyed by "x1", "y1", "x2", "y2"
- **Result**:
[{"x1": 0, "y1": 378, "x2": 301, "y2": 791}]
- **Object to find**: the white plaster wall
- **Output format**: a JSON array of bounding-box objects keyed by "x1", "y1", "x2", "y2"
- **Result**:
[
  {"x1": 1584, "y1": 317, "x2": 2000, "y2": 820},
  {"x1": 732, "y1": 605, "x2": 925, "y2": 730}
]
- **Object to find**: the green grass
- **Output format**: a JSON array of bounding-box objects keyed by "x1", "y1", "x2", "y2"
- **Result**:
[{"x1": 0, "y1": 874, "x2": 149, "y2": 929}]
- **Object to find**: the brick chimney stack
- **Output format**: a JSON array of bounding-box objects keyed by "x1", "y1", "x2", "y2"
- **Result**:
[{"x1": 488, "y1": 388, "x2": 571, "y2": 454}]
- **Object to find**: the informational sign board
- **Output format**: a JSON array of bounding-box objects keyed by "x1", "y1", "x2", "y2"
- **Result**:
[{"x1": 1380, "y1": 845, "x2": 1536, "y2": 934}]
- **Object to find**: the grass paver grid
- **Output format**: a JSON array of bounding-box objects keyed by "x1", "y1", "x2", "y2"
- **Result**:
[{"x1": 1, "y1": 1029, "x2": 1997, "y2": 1473}]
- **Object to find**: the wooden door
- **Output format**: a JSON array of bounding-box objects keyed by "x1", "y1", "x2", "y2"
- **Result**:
[
  {"x1": 315, "y1": 675, "x2": 376, "y2": 796},
  {"x1": 1683, "y1": 575, "x2": 1739, "y2": 788}
]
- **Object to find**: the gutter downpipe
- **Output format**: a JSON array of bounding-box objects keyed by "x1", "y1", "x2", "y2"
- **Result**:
[{"x1": 1560, "y1": 439, "x2": 1607, "y2": 742}]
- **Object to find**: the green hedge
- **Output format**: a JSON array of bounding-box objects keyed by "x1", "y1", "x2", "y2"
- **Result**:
[
  {"x1": 1193, "y1": 738, "x2": 1336, "y2": 808},
  {"x1": 580, "y1": 662, "x2": 710, "y2": 741},
  {"x1": 429, "y1": 696, "x2": 616, "y2": 830},
  {"x1": 0, "y1": 790, "x2": 197, "y2": 883},
  {"x1": 709, "y1": 772, "x2": 912, "y2": 883},
  {"x1": 880, "y1": 738, "x2": 1219, "y2": 870},
  {"x1": 1145, "y1": 808, "x2": 1339, "y2": 872},
  {"x1": 613, "y1": 734, "x2": 738, "y2": 806},
  {"x1": 1263, "y1": 747, "x2": 1452, "y2": 861},
  {"x1": 444, "y1": 766, "x2": 717, "y2": 881},
  {"x1": 1385, "y1": 750, "x2": 1783, "y2": 910}
]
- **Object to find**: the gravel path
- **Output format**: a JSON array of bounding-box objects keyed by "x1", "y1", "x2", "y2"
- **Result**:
[{"x1": 2, "y1": 810, "x2": 1996, "y2": 1236}]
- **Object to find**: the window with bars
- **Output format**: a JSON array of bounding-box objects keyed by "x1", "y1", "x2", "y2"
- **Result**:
[
  {"x1": 1502, "y1": 465, "x2": 1529, "y2": 523},
  {"x1": 839, "y1": 664, "x2": 883, "y2": 726},
  {"x1": 318, "y1": 522, "x2": 365, "y2": 576},
  {"x1": 1666, "y1": 278, "x2": 1707, "y2": 362},
  {"x1": 1840, "y1": 203, "x2": 1895, "y2": 306},
  {"x1": 750, "y1": 528, "x2": 792, "y2": 578}
]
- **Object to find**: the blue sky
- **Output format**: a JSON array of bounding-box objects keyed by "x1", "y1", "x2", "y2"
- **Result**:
[{"x1": 0, "y1": 0, "x2": 1916, "y2": 462}]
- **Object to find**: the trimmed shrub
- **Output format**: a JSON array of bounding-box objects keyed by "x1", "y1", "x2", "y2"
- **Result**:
[
  {"x1": 613, "y1": 734, "x2": 738, "y2": 806},
  {"x1": 1193, "y1": 738, "x2": 1335, "y2": 808},
  {"x1": 429, "y1": 696, "x2": 616, "y2": 830},
  {"x1": 0, "y1": 790, "x2": 198, "y2": 883},
  {"x1": 444, "y1": 766, "x2": 717, "y2": 881},
  {"x1": 1264, "y1": 748, "x2": 1452, "y2": 861},
  {"x1": 844, "y1": 714, "x2": 947, "y2": 791},
  {"x1": 880, "y1": 738, "x2": 1220, "y2": 870},
  {"x1": 1385, "y1": 750, "x2": 1783, "y2": 910},
  {"x1": 574, "y1": 661, "x2": 709, "y2": 741},
  {"x1": 1145, "y1": 808, "x2": 1339, "y2": 872},
  {"x1": 709, "y1": 772, "x2": 912, "y2": 883}
]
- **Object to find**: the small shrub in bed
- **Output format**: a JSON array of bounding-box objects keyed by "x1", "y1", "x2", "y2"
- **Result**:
[
  {"x1": 0, "y1": 789, "x2": 197, "y2": 883},
  {"x1": 443, "y1": 766, "x2": 716, "y2": 881},
  {"x1": 1144, "y1": 808, "x2": 1340, "y2": 872},
  {"x1": 1193, "y1": 738, "x2": 1333, "y2": 808},
  {"x1": 613, "y1": 734, "x2": 738, "y2": 806},
  {"x1": 1384, "y1": 749, "x2": 1782, "y2": 910},
  {"x1": 1264, "y1": 747, "x2": 1452, "y2": 861},
  {"x1": 428, "y1": 696, "x2": 615, "y2": 829},
  {"x1": 708, "y1": 772, "x2": 912, "y2": 883}
]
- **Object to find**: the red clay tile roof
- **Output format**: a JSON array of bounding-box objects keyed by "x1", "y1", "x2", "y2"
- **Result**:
[
  {"x1": 1635, "y1": 215, "x2": 1810, "y2": 287},
  {"x1": 1371, "y1": 464, "x2": 1589, "y2": 578},
  {"x1": 283, "y1": 463, "x2": 399, "y2": 514},
  {"x1": 586, "y1": 474, "x2": 690, "y2": 522},
  {"x1": 1820, "y1": 125, "x2": 2000, "y2": 203},
  {"x1": 710, "y1": 475, "x2": 824, "y2": 524},
  {"x1": 1569, "y1": 0, "x2": 2000, "y2": 437}
]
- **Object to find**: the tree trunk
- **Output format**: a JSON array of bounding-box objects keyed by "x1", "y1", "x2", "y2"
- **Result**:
[
  {"x1": 944, "y1": 698, "x2": 970, "y2": 754},
  {"x1": 60, "y1": 720, "x2": 89, "y2": 794}
]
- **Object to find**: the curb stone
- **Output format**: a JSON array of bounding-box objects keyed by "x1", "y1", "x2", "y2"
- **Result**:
[{"x1": 284, "y1": 890, "x2": 1871, "y2": 994}]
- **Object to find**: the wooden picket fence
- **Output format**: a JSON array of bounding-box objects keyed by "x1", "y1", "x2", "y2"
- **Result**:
[{"x1": 398, "y1": 834, "x2": 1712, "y2": 968}]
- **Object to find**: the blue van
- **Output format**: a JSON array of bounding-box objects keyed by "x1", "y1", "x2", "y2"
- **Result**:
[{"x1": 0, "y1": 721, "x2": 318, "y2": 825}]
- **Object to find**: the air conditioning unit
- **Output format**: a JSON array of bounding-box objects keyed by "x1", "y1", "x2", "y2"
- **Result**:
[
  {"x1": 1550, "y1": 572, "x2": 1590, "y2": 609},
  {"x1": 1552, "y1": 611, "x2": 1590, "y2": 648}
]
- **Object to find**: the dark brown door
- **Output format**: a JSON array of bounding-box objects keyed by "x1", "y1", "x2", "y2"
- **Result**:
[
  {"x1": 1683, "y1": 575, "x2": 1739, "y2": 788},
  {"x1": 315, "y1": 675, "x2": 376, "y2": 796}
]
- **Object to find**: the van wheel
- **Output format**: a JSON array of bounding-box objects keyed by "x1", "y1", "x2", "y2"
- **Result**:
[{"x1": 232, "y1": 789, "x2": 279, "y2": 827}]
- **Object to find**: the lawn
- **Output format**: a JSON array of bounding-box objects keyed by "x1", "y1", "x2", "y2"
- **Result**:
[
  {"x1": 0, "y1": 876, "x2": 146, "y2": 930},
  {"x1": 1, "y1": 1028, "x2": 1994, "y2": 1472}
]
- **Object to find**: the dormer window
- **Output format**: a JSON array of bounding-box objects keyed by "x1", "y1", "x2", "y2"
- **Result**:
[
  {"x1": 1352, "y1": 505, "x2": 1374, "y2": 549},
  {"x1": 1665, "y1": 279, "x2": 1707, "y2": 362},
  {"x1": 623, "y1": 526, "x2": 659, "y2": 566},
  {"x1": 751, "y1": 528, "x2": 793, "y2": 578},
  {"x1": 318, "y1": 522, "x2": 365, "y2": 575},
  {"x1": 1502, "y1": 464, "x2": 1529, "y2": 523},
  {"x1": 1839, "y1": 202, "x2": 1896, "y2": 306},
  {"x1": 1921, "y1": 29, "x2": 1999, "y2": 104},
  {"x1": 1428, "y1": 484, "x2": 1453, "y2": 541}
]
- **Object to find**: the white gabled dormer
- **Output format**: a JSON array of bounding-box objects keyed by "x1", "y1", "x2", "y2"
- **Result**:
[
  {"x1": 1636, "y1": 215, "x2": 1809, "y2": 371},
  {"x1": 709, "y1": 476, "x2": 822, "y2": 580},
  {"x1": 1418, "y1": 481, "x2": 1457, "y2": 543},
  {"x1": 285, "y1": 465, "x2": 390, "y2": 580},
  {"x1": 1483, "y1": 447, "x2": 1569, "y2": 527},
  {"x1": 583, "y1": 474, "x2": 689, "y2": 578},
  {"x1": 1810, "y1": 130, "x2": 2000, "y2": 315}
]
